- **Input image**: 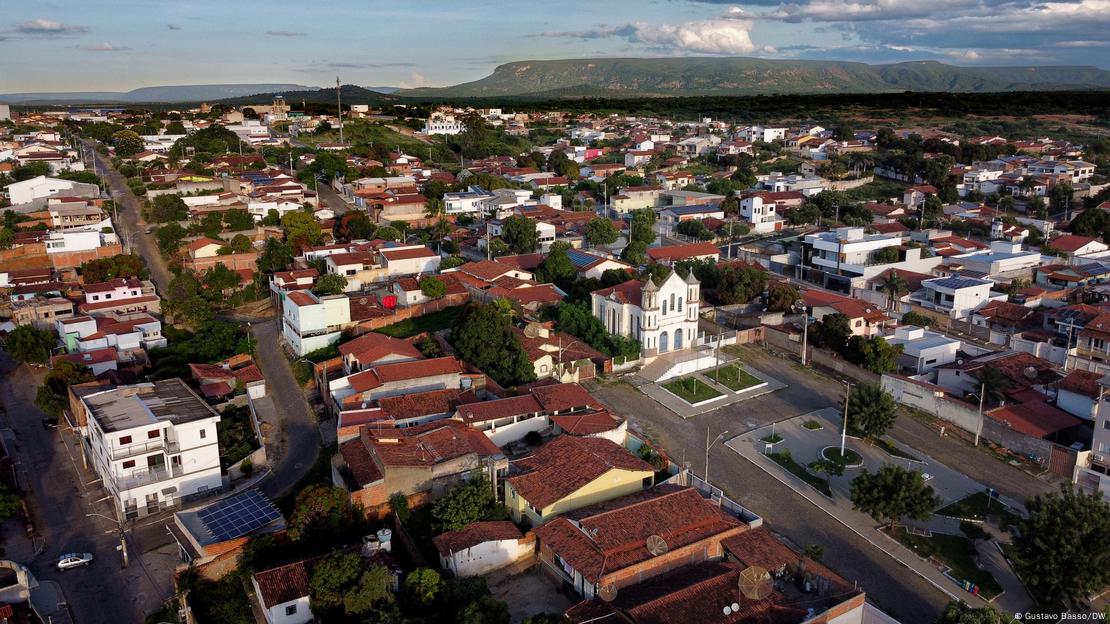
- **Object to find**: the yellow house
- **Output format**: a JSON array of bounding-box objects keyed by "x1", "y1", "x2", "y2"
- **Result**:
[{"x1": 504, "y1": 435, "x2": 654, "y2": 527}]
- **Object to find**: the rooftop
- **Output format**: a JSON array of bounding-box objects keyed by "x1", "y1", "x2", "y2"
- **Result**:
[
  {"x1": 83, "y1": 379, "x2": 219, "y2": 433},
  {"x1": 433, "y1": 520, "x2": 522, "y2": 557},
  {"x1": 508, "y1": 436, "x2": 653, "y2": 510}
]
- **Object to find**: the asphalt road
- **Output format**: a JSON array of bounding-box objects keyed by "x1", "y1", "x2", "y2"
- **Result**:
[
  {"x1": 0, "y1": 353, "x2": 175, "y2": 624},
  {"x1": 586, "y1": 346, "x2": 955, "y2": 624},
  {"x1": 83, "y1": 141, "x2": 172, "y2": 293}
]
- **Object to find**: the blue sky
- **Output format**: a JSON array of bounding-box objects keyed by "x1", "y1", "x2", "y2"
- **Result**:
[{"x1": 2, "y1": 0, "x2": 1108, "y2": 92}]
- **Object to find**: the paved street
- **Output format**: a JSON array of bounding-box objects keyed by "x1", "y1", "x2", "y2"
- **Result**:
[
  {"x1": 0, "y1": 353, "x2": 176, "y2": 624},
  {"x1": 585, "y1": 343, "x2": 1059, "y2": 624}
]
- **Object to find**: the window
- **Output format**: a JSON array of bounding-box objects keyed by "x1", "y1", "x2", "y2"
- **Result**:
[
  {"x1": 285, "y1": 605, "x2": 298, "y2": 616},
  {"x1": 119, "y1": 436, "x2": 132, "y2": 445},
  {"x1": 677, "y1": 297, "x2": 683, "y2": 312},
  {"x1": 670, "y1": 294, "x2": 675, "y2": 311},
  {"x1": 1103, "y1": 420, "x2": 1110, "y2": 430},
  {"x1": 122, "y1": 460, "x2": 135, "y2": 469},
  {"x1": 148, "y1": 430, "x2": 160, "y2": 439},
  {"x1": 662, "y1": 301, "x2": 668, "y2": 315},
  {"x1": 199, "y1": 429, "x2": 206, "y2": 439}
]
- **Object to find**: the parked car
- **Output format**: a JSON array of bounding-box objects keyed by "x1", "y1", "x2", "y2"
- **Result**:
[{"x1": 56, "y1": 553, "x2": 93, "y2": 571}]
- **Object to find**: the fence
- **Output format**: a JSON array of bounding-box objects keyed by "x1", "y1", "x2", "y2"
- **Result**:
[
  {"x1": 761, "y1": 326, "x2": 881, "y2": 385},
  {"x1": 353, "y1": 292, "x2": 469, "y2": 333}
]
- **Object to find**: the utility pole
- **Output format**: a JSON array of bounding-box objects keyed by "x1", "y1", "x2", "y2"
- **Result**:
[
  {"x1": 336, "y1": 76, "x2": 344, "y2": 146},
  {"x1": 840, "y1": 381, "x2": 852, "y2": 456},
  {"x1": 975, "y1": 382, "x2": 985, "y2": 447}
]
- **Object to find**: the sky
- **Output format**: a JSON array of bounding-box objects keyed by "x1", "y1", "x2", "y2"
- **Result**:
[{"x1": 2, "y1": 0, "x2": 1108, "y2": 93}]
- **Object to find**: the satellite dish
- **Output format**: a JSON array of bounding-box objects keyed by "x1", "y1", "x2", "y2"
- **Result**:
[
  {"x1": 739, "y1": 566, "x2": 773, "y2": 600},
  {"x1": 1023, "y1": 366, "x2": 1038, "y2": 380},
  {"x1": 523, "y1": 323, "x2": 541, "y2": 338},
  {"x1": 646, "y1": 534, "x2": 668, "y2": 556},
  {"x1": 598, "y1": 584, "x2": 618, "y2": 602},
  {"x1": 732, "y1": 602, "x2": 740, "y2": 612},
  {"x1": 723, "y1": 606, "x2": 732, "y2": 615},
  {"x1": 359, "y1": 297, "x2": 368, "y2": 305}
]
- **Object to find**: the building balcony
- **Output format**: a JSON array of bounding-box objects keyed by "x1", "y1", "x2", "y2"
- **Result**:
[
  {"x1": 113, "y1": 463, "x2": 185, "y2": 490},
  {"x1": 109, "y1": 438, "x2": 179, "y2": 461}
]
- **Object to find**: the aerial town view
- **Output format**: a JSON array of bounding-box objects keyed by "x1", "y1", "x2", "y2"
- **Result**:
[{"x1": 0, "y1": 2, "x2": 1109, "y2": 623}]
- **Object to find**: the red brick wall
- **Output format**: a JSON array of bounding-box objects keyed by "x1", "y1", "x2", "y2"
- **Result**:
[
  {"x1": 184, "y1": 251, "x2": 259, "y2": 274},
  {"x1": 353, "y1": 293, "x2": 469, "y2": 332}
]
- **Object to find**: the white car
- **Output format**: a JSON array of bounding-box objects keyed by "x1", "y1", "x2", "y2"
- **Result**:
[{"x1": 56, "y1": 553, "x2": 93, "y2": 571}]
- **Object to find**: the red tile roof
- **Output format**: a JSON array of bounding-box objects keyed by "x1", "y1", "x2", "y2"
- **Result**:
[
  {"x1": 347, "y1": 356, "x2": 461, "y2": 393},
  {"x1": 367, "y1": 420, "x2": 502, "y2": 467},
  {"x1": 254, "y1": 560, "x2": 311, "y2": 608},
  {"x1": 646, "y1": 242, "x2": 720, "y2": 262},
  {"x1": 534, "y1": 484, "x2": 742, "y2": 584},
  {"x1": 508, "y1": 436, "x2": 653, "y2": 510},
  {"x1": 531, "y1": 383, "x2": 600, "y2": 413},
  {"x1": 377, "y1": 388, "x2": 475, "y2": 421},
  {"x1": 77, "y1": 294, "x2": 160, "y2": 313},
  {"x1": 340, "y1": 439, "x2": 384, "y2": 486},
  {"x1": 1049, "y1": 234, "x2": 1102, "y2": 253},
  {"x1": 433, "y1": 520, "x2": 522, "y2": 556},
  {"x1": 339, "y1": 332, "x2": 422, "y2": 364},
  {"x1": 83, "y1": 277, "x2": 142, "y2": 293},
  {"x1": 987, "y1": 400, "x2": 1081, "y2": 438},
  {"x1": 551, "y1": 409, "x2": 623, "y2": 436},
  {"x1": 380, "y1": 246, "x2": 437, "y2": 261},
  {"x1": 1057, "y1": 369, "x2": 1102, "y2": 399},
  {"x1": 592, "y1": 278, "x2": 644, "y2": 304},
  {"x1": 285, "y1": 291, "x2": 316, "y2": 307},
  {"x1": 722, "y1": 528, "x2": 848, "y2": 588},
  {"x1": 456, "y1": 395, "x2": 542, "y2": 424},
  {"x1": 458, "y1": 260, "x2": 518, "y2": 282}
]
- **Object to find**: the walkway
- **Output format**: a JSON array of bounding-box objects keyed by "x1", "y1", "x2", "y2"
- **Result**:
[
  {"x1": 728, "y1": 409, "x2": 1033, "y2": 614},
  {"x1": 637, "y1": 360, "x2": 788, "y2": 418}
]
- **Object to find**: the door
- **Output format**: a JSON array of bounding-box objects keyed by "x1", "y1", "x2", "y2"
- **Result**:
[
  {"x1": 674, "y1": 328, "x2": 683, "y2": 350},
  {"x1": 659, "y1": 331, "x2": 669, "y2": 353}
]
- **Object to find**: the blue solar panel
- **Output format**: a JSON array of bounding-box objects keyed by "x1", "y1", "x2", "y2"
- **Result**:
[
  {"x1": 197, "y1": 489, "x2": 280, "y2": 543},
  {"x1": 566, "y1": 249, "x2": 599, "y2": 269}
]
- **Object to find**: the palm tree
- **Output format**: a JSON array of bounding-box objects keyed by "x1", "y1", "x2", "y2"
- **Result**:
[
  {"x1": 878, "y1": 271, "x2": 908, "y2": 311},
  {"x1": 973, "y1": 367, "x2": 1011, "y2": 405}
]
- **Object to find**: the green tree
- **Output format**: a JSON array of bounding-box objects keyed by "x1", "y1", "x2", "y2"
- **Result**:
[
  {"x1": 256, "y1": 238, "x2": 293, "y2": 273},
  {"x1": 287, "y1": 485, "x2": 357, "y2": 543},
  {"x1": 111, "y1": 129, "x2": 144, "y2": 156},
  {"x1": 389, "y1": 493, "x2": 411, "y2": 524},
  {"x1": 0, "y1": 485, "x2": 21, "y2": 522},
  {"x1": 80, "y1": 254, "x2": 146, "y2": 283},
  {"x1": 786, "y1": 202, "x2": 821, "y2": 226},
  {"x1": 344, "y1": 566, "x2": 394, "y2": 615},
  {"x1": 974, "y1": 367, "x2": 1011, "y2": 405},
  {"x1": 1012, "y1": 485, "x2": 1110, "y2": 606},
  {"x1": 336, "y1": 211, "x2": 376, "y2": 241},
  {"x1": 0, "y1": 228, "x2": 13, "y2": 250},
  {"x1": 934, "y1": 602, "x2": 1002, "y2": 624},
  {"x1": 1028, "y1": 196, "x2": 1048, "y2": 219},
  {"x1": 850, "y1": 465, "x2": 940, "y2": 530},
  {"x1": 845, "y1": 382, "x2": 899, "y2": 437},
  {"x1": 198, "y1": 211, "x2": 224, "y2": 238},
  {"x1": 620, "y1": 240, "x2": 648, "y2": 265},
  {"x1": 6, "y1": 325, "x2": 56, "y2": 364},
  {"x1": 432, "y1": 474, "x2": 506, "y2": 532},
  {"x1": 149, "y1": 194, "x2": 188, "y2": 222},
  {"x1": 811, "y1": 313, "x2": 853, "y2": 353},
  {"x1": 458, "y1": 596, "x2": 510, "y2": 624},
  {"x1": 872, "y1": 246, "x2": 901, "y2": 264},
  {"x1": 629, "y1": 208, "x2": 656, "y2": 245},
  {"x1": 584, "y1": 216, "x2": 619, "y2": 247},
  {"x1": 313, "y1": 273, "x2": 348, "y2": 296},
  {"x1": 155, "y1": 220, "x2": 187, "y2": 255},
  {"x1": 404, "y1": 568, "x2": 442, "y2": 606},
  {"x1": 900, "y1": 311, "x2": 935, "y2": 328},
  {"x1": 766, "y1": 282, "x2": 799, "y2": 313},
  {"x1": 501, "y1": 215, "x2": 538, "y2": 254},
  {"x1": 223, "y1": 209, "x2": 255, "y2": 232},
  {"x1": 309, "y1": 552, "x2": 362, "y2": 612},
  {"x1": 281, "y1": 211, "x2": 323, "y2": 246},
  {"x1": 716, "y1": 266, "x2": 766, "y2": 305},
  {"x1": 879, "y1": 271, "x2": 909, "y2": 310},
  {"x1": 452, "y1": 304, "x2": 536, "y2": 387},
  {"x1": 227, "y1": 233, "x2": 252, "y2": 253},
  {"x1": 420, "y1": 276, "x2": 447, "y2": 298},
  {"x1": 261, "y1": 208, "x2": 281, "y2": 227},
  {"x1": 34, "y1": 361, "x2": 95, "y2": 417},
  {"x1": 202, "y1": 263, "x2": 242, "y2": 297},
  {"x1": 922, "y1": 194, "x2": 944, "y2": 224},
  {"x1": 374, "y1": 225, "x2": 401, "y2": 242},
  {"x1": 844, "y1": 336, "x2": 903, "y2": 374},
  {"x1": 534, "y1": 241, "x2": 576, "y2": 284}
]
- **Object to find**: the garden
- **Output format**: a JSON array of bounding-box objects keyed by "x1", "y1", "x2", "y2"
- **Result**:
[
  {"x1": 662, "y1": 376, "x2": 724, "y2": 404},
  {"x1": 704, "y1": 364, "x2": 763, "y2": 392}
]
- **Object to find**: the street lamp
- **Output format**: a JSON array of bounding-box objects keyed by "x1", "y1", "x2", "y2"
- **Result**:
[
  {"x1": 794, "y1": 299, "x2": 811, "y2": 366},
  {"x1": 85, "y1": 512, "x2": 128, "y2": 568},
  {"x1": 966, "y1": 382, "x2": 987, "y2": 447},
  {"x1": 840, "y1": 381, "x2": 852, "y2": 456},
  {"x1": 705, "y1": 426, "x2": 730, "y2": 486}
]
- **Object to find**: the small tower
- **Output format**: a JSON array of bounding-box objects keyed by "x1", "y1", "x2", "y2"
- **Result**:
[
  {"x1": 642, "y1": 277, "x2": 659, "y2": 311},
  {"x1": 991, "y1": 218, "x2": 1004, "y2": 240},
  {"x1": 684, "y1": 271, "x2": 700, "y2": 320}
]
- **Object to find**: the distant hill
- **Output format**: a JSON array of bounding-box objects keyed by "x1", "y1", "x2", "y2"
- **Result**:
[
  {"x1": 364, "y1": 86, "x2": 401, "y2": 94},
  {"x1": 215, "y1": 85, "x2": 400, "y2": 107},
  {"x1": 0, "y1": 83, "x2": 318, "y2": 104},
  {"x1": 400, "y1": 58, "x2": 1110, "y2": 98}
]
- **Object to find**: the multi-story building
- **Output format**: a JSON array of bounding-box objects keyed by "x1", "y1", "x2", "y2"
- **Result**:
[
  {"x1": 591, "y1": 271, "x2": 699, "y2": 359},
  {"x1": 443, "y1": 186, "x2": 495, "y2": 215},
  {"x1": 281, "y1": 290, "x2": 351, "y2": 356},
  {"x1": 77, "y1": 380, "x2": 222, "y2": 518},
  {"x1": 909, "y1": 276, "x2": 1000, "y2": 320},
  {"x1": 1074, "y1": 374, "x2": 1110, "y2": 498}
]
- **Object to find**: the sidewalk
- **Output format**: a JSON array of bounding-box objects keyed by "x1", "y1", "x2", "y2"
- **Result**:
[{"x1": 728, "y1": 410, "x2": 1034, "y2": 614}]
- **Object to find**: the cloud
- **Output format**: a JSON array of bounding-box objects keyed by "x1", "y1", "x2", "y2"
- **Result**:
[
  {"x1": 266, "y1": 30, "x2": 305, "y2": 37},
  {"x1": 396, "y1": 72, "x2": 431, "y2": 89},
  {"x1": 293, "y1": 60, "x2": 417, "y2": 73},
  {"x1": 77, "y1": 42, "x2": 131, "y2": 52},
  {"x1": 167, "y1": 23, "x2": 182, "y2": 30},
  {"x1": 541, "y1": 8, "x2": 758, "y2": 55},
  {"x1": 11, "y1": 17, "x2": 88, "y2": 36}
]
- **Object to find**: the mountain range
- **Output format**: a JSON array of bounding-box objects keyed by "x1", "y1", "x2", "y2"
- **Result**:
[
  {"x1": 0, "y1": 83, "x2": 317, "y2": 104},
  {"x1": 399, "y1": 57, "x2": 1110, "y2": 98}
]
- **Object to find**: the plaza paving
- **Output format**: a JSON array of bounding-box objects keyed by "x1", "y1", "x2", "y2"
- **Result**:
[{"x1": 634, "y1": 359, "x2": 787, "y2": 418}]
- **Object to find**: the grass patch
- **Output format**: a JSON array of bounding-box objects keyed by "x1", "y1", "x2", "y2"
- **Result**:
[
  {"x1": 874, "y1": 437, "x2": 920, "y2": 461},
  {"x1": 662, "y1": 377, "x2": 724, "y2": 404},
  {"x1": 217, "y1": 404, "x2": 260, "y2": 470},
  {"x1": 761, "y1": 433, "x2": 783, "y2": 444},
  {"x1": 767, "y1": 449, "x2": 832, "y2": 497},
  {"x1": 374, "y1": 305, "x2": 466, "y2": 338},
  {"x1": 707, "y1": 365, "x2": 763, "y2": 392},
  {"x1": 937, "y1": 492, "x2": 1022, "y2": 530},
  {"x1": 888, "y1": 527, "x2": 1002, "y2": 599},
  {"x1": 821, "y1": 447, "x2": 862, "y2": 465},
  {"x1": 803, "y1": 420, "x2": 823, "y2": 430}
]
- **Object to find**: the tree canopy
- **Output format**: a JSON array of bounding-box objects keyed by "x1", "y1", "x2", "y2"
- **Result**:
[
  {"x1": 420, "y1": 276, "x2": 447, "y2": 299},
  {"x1": 287, "y1": 484, "x2": 359, "y2": 543},
  {"x1": 432, "y1": 474, "x2": 507, "y2": 533},
  {"x1": 6, "y1": 325, "x2": 57, "y2": 364},
  {"x1": 35, "y1": 361, "x2": 95, "y2": 417},
  {"x1": 845, "y1": 382, "x2": 898, "y2": 439},
  {"x1": 584, "y1": 216, "x2": 619, "y2": 247},
  {"x1": 281, "y1": 211, "x2": 323, "y2": 247},
  {"x1": 452, "y1": 303, "x2": 536, "y2": 387},
  {"x1": 80, "y1": 254, "x2": 146, "y2": 283},
  {"x1": 850, "y1": 465, "x2": 940, "y2": 529},
  {"x1": 501, "y1": 215, "x2": 538, "y2": 254},
  {"x1": 313, "y1": 273, "x2": 348, "y2": 296}
]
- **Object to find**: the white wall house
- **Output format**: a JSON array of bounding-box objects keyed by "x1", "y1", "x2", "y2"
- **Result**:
[
  {"x1": 434, "y1": 521, "x2": 529, "y2": 577},
  {"x1": 444, "y1": 186, "x2": 495, "y2": 215},
  {"x1": 79, "y1": 380, "x2": 222, "y2": 518},
  {"x1": 739, "y1": 195, "x2": 785, "y2": 234},
  {"x1": 884, "y1": 325, "x2": 961, "y2": 375},
  {"x1": 423, "y1": 113, "x2": 465, "y2": 135},
  {"x1": 281, "y1": 291, "x2": 351, "y2": 356},
  {"x1": 5, "y1": 175, "x2": 87, "y2": 205},
  {"x1": 909, "y1": 276, "x2": 998, "y2": 320},
  {"x1": 252, "y1": 561, "x2": 313, "y2": 624},
  {"x1": 1074, "y1": 374, "x2": 1110, "y2": 500},
  {"x1": 950, "y1": 241, "x2": 1043, "y2": 275},
  {"x1": 591, "y1": 271, "x2": 699, "y2": 359}
]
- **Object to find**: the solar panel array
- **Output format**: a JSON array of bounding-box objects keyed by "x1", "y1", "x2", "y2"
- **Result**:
[
  {"x1": 566, "y1": 249, "x2": 599, "y2": 269},
  {"x1": 197, "y1": 489, "x2": 281, "y2": 542}
]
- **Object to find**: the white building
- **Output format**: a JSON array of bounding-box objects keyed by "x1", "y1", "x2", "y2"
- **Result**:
[
  {"x1": 591, "y1": 271, "x2": 699, "y2": 359},
  {"x1": 802, "y1": 227, "x2": 944, "y2": 288},
  {"x1": 433, "y1": 521, "x2": 528, "y2": 577},
  {"x1": 1074, "y1": 373, "x2": 1110, "y2": 499},
  {"x1": 281, "y1": 290, "x2": 351, "y2": 356},
  {"x1": 739, "y1": 194, "x2": 785, "y2": 234},
  {"x1": 252, "y1": 560, "x2": 313, "y2": 624},
  {"x1": 45, "y1": 230, "x2": 111, "y2": 254},
  {"x1": 5, "y1": 175, "x2": 92, "y2": 206},
  {"x1": 423, "y1": 113, "x2": 465, "y2": 135},
  {"x1": 739, "y1": 126, "x2": 787, "y2": 143},
  {"x1": 910, "y1": 276, "x2": 999, "y2": 320},
  {"x1": 78, "y1": 380, "x2": 222, "y2": 518},
  {"x1": 444, "y1": 186, "x2": 495, "y2": 215},
  {"x1": 884, "y1": 325, "x2": 961, "y2": 375}
]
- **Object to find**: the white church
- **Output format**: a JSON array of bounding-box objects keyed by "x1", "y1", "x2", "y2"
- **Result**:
[{"x1": 591, "y1": 271, "x2": 700, "y2": 360}]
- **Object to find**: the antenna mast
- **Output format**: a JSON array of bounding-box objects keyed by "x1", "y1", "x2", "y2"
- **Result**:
[{"x1": 336, "y1": 75, "x2": 345, "y2": 145}]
